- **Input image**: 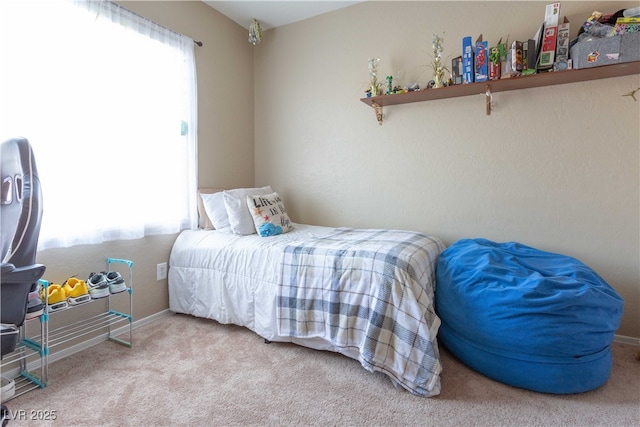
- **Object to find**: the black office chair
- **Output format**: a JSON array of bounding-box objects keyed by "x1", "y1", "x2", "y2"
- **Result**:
[{"x1": 1, "y1": 137, "x2": 46, "y2": 426}]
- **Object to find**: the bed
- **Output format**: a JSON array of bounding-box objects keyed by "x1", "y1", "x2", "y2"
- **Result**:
[{"x1": 168, "y1": 188, "x2": 445, "y2": 397}]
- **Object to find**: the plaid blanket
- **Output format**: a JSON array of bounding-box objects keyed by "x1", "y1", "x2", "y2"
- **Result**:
[{"x1": 277, "y1": 228, "x2": 445, "y2": 396}]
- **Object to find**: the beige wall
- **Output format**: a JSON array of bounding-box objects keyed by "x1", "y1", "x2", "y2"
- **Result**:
[
  {"x1": 37, "y1": 1, "x2": 255, "y2": 333},
  {"x1": 254, "y1": 1, "x2": 640, "y2": 338},
  {"x1": 36, "y1": 1, "x2": 639, "y2": 346}
]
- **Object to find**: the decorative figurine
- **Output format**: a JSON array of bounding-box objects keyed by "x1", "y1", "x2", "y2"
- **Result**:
[
  {"x1": 431, "y1": 33, "x2": 448, "y2": 88},
  {"x1": 368, "y1": 58, "x2": 382, "y2": 97},
  {"x1": 406, "y1": 82, "x2": 420, "y2": 92}
]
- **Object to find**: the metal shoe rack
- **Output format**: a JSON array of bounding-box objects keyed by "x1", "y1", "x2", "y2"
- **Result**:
[
  {"x1": 0, "y1": 257, "x2": 133, "y2": 403},
  {"x1": 0, "y1": 316, "x2": 47, "y2": 402}
]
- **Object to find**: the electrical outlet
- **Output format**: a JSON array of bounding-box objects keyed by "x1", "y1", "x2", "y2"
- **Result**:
[{"x1": 157, "y1": 262, "x2": 167, "y2": 281}]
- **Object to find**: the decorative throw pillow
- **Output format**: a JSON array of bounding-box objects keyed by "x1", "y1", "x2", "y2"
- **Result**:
[
  {"x1": 200, "y1": 192, "x2": 230, "y2": 230},
  {"x1": 246, "y1": 192, "x2": 293, "y2": 237},
  {"x1": 223, "y1": 185, "x2": 273, "y2": 235}
]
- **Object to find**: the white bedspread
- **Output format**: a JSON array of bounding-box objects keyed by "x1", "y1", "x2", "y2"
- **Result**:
[
  {"x1": 169, "y1": 223, "x2": 444, "y2": 396},
  {"x1": 169, "y1": 224, "x2": 335, "y2": 337}
]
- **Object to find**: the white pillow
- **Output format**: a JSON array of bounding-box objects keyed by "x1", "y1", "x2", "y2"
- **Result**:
[
  {"x1": 246, "y1": 192, "x2": 294, "y2": 237},
  {"x1": 200, "y1": 192, "x2": 230, "y2": 230},
  {"x1": 223, "y1": 186, "x2": 273, "y2": 235}
]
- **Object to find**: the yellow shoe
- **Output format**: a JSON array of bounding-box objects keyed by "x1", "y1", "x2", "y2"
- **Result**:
[
  {"x1": 63, "y1": 277, "x2": 91, "y2": 305},
  {"x1": 43, "y1": 284, "x2": 68, "y2": 312}
]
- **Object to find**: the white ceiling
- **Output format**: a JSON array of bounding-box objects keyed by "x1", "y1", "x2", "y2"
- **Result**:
[{"x1": 203, "y1": 1, "x2": 363, "y2": 31}]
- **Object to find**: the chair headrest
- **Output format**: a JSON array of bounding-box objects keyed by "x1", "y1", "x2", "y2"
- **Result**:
[{"x1": 1, "y1": 137, "x2": 43, "y2": 266}]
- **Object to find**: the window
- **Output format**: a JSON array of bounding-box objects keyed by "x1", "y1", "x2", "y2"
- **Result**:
[{"x1": 0, "y1": 0, "x2": 198, "y2": 250}]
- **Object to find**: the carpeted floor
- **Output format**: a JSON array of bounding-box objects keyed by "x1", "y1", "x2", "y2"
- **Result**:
[{"x1": 5, "y1": 313, "x2": 640, "y2": 426}]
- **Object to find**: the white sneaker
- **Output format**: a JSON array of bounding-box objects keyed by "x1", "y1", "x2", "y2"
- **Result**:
[
  {"x1": 87, "y1": 272, "x2": 110, "y2": 299},
  {"x1": 105, "y1": 271, "x2": 127, "y2": 294},
  {"x1": 1, "y1": 376, "x2": 15, "y2": 402},
  {"x1": 25, "y1": 287, "x2": 44, "y2": 320}
]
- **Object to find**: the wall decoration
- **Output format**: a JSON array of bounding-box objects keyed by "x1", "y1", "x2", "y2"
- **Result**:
[{"x1": 248, "y1": 18, "x2": 262, "y2": 45}]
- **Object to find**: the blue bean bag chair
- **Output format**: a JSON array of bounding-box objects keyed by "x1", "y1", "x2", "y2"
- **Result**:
[{"x1": 435, "y1": 238, "x2": 623, "y2": 394}]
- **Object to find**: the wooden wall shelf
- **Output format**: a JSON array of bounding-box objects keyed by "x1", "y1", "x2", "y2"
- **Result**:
[{"x1": 360, "y1": 61, "x2": 640, "y2": 124}]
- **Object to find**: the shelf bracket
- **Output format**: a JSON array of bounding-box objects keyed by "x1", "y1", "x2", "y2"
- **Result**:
[
  {"x1": 485, "y1": 85, "x2": 492, "y2": 116},
  {"x1": 371, "y1": 101, "x2": 383, "y2": 125}
]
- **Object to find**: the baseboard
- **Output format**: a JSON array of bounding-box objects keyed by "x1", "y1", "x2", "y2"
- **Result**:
[
  {"x1": 19, "y1": 309, "x2": 173, "y2": 375},
  {"x1": 613, "y1": 334, "x2": 640, "y2": 346}
]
